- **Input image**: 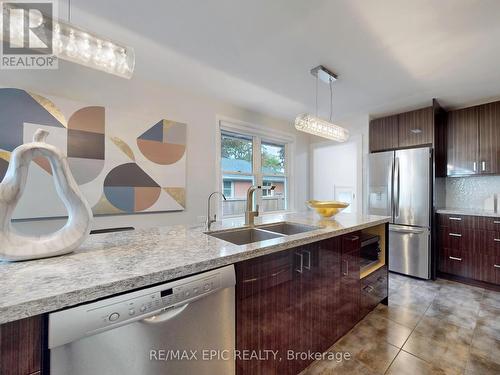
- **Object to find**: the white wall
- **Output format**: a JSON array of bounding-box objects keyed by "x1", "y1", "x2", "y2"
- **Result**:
[
  {"x1": 1, "y1": 67, "x2": 310, "y2": 235},
  {"x1": 310, "y1": 141, "x2": 358, "y2": 212},
  {"x1": 309, "y1": 114, "x2": 369, "y2": 214}
]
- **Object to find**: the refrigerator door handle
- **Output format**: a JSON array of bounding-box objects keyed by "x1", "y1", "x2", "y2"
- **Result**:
[
  {"x1": 394, "y1": 157, "x2": 400, "y2": 219},
  {"x1": 389, "y1": 156, "x2": 394, "y2": 219},
  {"x1": 389, "y1": 225, "x2": 426, "y2": 235}
]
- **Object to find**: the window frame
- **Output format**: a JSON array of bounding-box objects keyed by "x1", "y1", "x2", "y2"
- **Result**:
[
  {"x1": 223, "y1": 180, "x2": 234, "y2": 199},
  {"x1": 216, "y1": 118, "x2": 295, "y2": 218}
]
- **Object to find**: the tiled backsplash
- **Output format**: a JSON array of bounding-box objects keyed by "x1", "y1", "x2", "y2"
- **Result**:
[{"x1": 439, "y1": 176, "x2": 500, "y2": 210}]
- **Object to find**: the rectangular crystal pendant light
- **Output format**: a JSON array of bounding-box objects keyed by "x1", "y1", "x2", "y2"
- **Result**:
[
  {"x1": 295, "y1": 113, "x2": 349, "y2": 142},
  {"x1": 52, "y1": 20, "x2": 135, "y2": 79},
  {"x1": 295, "y1": 65, "x2": 349, "y2": 142},
  {"x1": 3, "y1": 3, "x2": 135, "y2": 79}
]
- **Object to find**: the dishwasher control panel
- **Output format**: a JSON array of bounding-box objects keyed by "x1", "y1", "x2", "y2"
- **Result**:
[
  {"x1": 49, "y1": 265, "x2": 235, "y2": 349},
  {"x1": 87, "y1": 274, "x2": 221, "y2": 331}
]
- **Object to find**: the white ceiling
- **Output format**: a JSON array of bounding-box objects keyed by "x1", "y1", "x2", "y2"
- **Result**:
[{"x1": 22, "y1": 0, "x2": 500, "y2": 122}]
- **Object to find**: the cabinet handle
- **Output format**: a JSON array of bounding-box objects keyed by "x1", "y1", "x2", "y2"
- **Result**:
[
  {"x1": 363, "y1": 285, "x2": 374, "y2": 293},
  {"x1": 449, "y1": 217, "x2": 462, "y2": 221},
  {"x1": 482, "y1": 161, "x2": 486, "y2": 171},
  {"x1": 494, "y1": 221, "x2": 500, "y2": 224},
  {"x1": 449, "y1": 256, "x2": 462, "y2": 261},
  {"x1": 347, "y1": 235, "x2": 359, "y2": 242},
  {"x1": 295, "y1": 252, "x2": 304, "y2": 273},
  {"x1": 494, "y1": 238, "x2": 500, "y2": 242},
  {"x1": 449, "y1": 233, "x2": 462, "y2": 237},
  {"x1": 494, "y1": 264, "x2": 500, "y2": 269},
  {"x1": 303, "y1": 250, "x2": 311, "y2": 270},
  {"x1": 271, "y1": 269, "x2": 287, "y2": 278},
  {"x1": 242, "y1": 268, "x2": 288, "y2": 284},
  {"x1": 342, "y1": 260, "x2": 349, "y2": 276},
  {"x1": 242, "y1": 277, "x2": 259, "y2": 283},
  {"x1": 473, "y1": 162, "x2": 477, "y2": 172}
]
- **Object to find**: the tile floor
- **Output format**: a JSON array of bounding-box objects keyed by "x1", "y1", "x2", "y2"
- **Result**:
[{"x1": 302, "y1": 273, "x2": 500, "y2": 375}]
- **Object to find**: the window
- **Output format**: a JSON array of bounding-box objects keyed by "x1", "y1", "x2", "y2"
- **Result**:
[
  {"x1": 261, "y1": 142, "x2": 287, "y2": 212},
  {"x1": 220, "y1": 129, "x2": 290, "y2": 216},
  {"x1": 220, "y1": 132, "x2": 255, "y2": 216}
]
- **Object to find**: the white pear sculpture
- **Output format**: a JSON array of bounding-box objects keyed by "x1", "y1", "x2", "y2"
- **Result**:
[{"x1": 0, "y1": 129, "x2": 93, "y2": 261}]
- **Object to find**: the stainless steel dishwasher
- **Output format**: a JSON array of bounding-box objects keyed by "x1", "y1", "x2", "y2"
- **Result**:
[{"x1": 49, "y1": 265, "x2": 235, "y2": 375}]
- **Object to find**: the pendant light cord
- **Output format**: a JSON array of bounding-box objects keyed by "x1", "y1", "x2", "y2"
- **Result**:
[
  {"x1": 68, "y1": 0, "x2": 71, "y2": 22},
  {"x1": 315, "y1": 74, "x2": 318, "y2": 117},
  {"x1": 329, "y1": 78, "x2": 333, "y2": 122}
]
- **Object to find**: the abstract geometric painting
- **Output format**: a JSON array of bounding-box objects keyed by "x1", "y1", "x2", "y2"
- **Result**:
[
  {"x1": 0, "y1": 88, "x2": 187, "y2": 219},
  {"x1": 104, "y1": 163, "x2": 161, "y2": 213},
  {"x1": 137, "y1": 120, "x2": 186, "y2": 165}
]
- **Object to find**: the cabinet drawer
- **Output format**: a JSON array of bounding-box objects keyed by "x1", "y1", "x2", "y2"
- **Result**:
[
  {"x1": 236, "y1": 251, "x2": 294, "y2": 298},
  {"x1": 480, "y1": 217, "x2": 500, "y2": 231},
  {"x1": 474, "y1": 255, "x2": 500, "y2": 284},
  {"x1": 474, "y1": 230, "x2": 500, "y2": 255},
  {"x1": 438, "y1": 214, "x2": 475, "y2": 229},
  {"x1": 342, "y1": 231, "x2": 361, "y2": 254},
  {"x1": 439, "y1": 248, "x2": 473, "y2": 278},
  {"x1": 438, "y1": 228, "x2": 474, "y2": 252},
  {"x1": 360, "y1": 266, "x2": 388, "y2": 317}
]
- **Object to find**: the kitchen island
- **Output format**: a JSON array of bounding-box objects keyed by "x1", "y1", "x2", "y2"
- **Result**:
[{"x1": 0, "y1": 212, "x2": 389, "y2": 375}]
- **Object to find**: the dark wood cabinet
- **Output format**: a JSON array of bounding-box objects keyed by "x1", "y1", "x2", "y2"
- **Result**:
[
  {"x1": 235, "y1": 233, "x2": 368, "y2": 375},
  {"x1": 369, "y1": 99, "x2": 500, "y2": 177},
  {"x1": 0, "y1": 316, "x2": 45, "y2": 375},
  {"x1": 478, "y1": 101, "x2": 500, "y2": 174},
  {"x1": 235, "y1": 242, "x2": 328, "y2": 375},
  {"x1": 447, "y1": 107, "x2": 479, "y2": 176},
  {"x1": 438, "y1": 213, "x2": 500, "y2": 285},
  {"x1": 398, "y1": 107, "x2": 434, "y2": 148},
  {"x1": 369, "y1": 115, "x2": 399, "y2": 152},
  {"x1": 235, "y1": 248, "x2": 297, "y2": 374},
  {"x1": 445, "y1": 100, "x2": 500, "y2": 177},
  {"x1": 369, "y1": 104, "x2": 439, "y2": 153}
]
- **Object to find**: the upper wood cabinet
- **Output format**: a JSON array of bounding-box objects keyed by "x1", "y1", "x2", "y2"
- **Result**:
[
  {"x1": 446, "y1": 101, "x2": 500, "y2": 177},
  {"x1": 447, "y1": 107, "x2": 479, "y2": 176},
  {"x1": 478, "y1": 101, "x2": 500, "y2": 174},
  {"x1": 398, "y1": 107, "x2": 434, "y2": 148},
  {"x1": 369, "y1": 115, "x2": 399, "y2": 152},
  {"x1": 369, "y1": 106, "x2": 435, "y2": 153}
]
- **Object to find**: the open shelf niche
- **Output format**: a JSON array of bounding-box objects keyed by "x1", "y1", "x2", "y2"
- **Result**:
[{"x1": 359, "y1": 223, "x2": 386, "y2": 279}]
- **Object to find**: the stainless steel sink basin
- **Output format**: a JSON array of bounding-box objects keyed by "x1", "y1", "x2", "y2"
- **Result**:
[
  {"x1": 207, "y1": 227, "x2": 284, "y2": 245},
  {"x1": 257, "y1": 222, "x2": 320, "y2": 235},
  {"x1": 206, "y1": 221, "x2": 320, "y2": 245}
]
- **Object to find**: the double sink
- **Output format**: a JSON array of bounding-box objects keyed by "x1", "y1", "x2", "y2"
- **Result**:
[{"x1": 206, "y1": 222, "x2": 320, "y2": 245}]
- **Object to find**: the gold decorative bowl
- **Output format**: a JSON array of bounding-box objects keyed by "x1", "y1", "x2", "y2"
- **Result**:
[{"x1": 306, "y1": 200, "x2": 350, "y2": 218}]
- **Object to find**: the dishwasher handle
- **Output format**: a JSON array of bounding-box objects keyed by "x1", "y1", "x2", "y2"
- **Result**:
[{"x1": 142, "y1": 303, "x2": 189, "y2": 324}]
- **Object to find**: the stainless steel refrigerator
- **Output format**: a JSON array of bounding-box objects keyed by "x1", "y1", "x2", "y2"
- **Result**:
[{"x1": 368, "y1": 147, "x2": 431, "y2": 279}]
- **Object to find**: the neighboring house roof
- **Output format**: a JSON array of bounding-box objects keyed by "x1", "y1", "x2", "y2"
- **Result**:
[{"x1": 221, "y1": 157, "x2": 283, "y2": 175}]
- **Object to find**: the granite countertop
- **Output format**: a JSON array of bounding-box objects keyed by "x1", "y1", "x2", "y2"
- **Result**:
[
  {"x1": 436, "y1": 208, "x2": 500, "y2": 218},
  {"x1": 0, "y1": 212, "x2": 389, "y2": 324}
]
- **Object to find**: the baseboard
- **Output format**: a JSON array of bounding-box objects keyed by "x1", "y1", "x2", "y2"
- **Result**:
[{"x1": 437, "y1": 272, "x2": 500, "y2": 292}]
